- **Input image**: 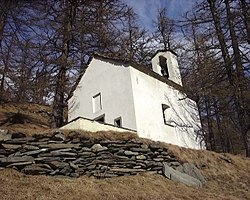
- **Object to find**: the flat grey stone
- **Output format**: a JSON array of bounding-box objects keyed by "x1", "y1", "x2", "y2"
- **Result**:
[
  {"x1": 2, "y1": 144, "x2": 22, "y2": 150},
  {"x1": 22, "y1": 164, "x2": 52, "y2": 175},
  {"x1": 136, "y1": 155, "x2": 147, "y2": 160},
  {"x1": 21, "y1": 148, "x2": 48, "y2": 156},
  {"x1": 49, "y1": 161, "x2": 68, "y2": 169},
  {"x1": 130, "y1": 148, "x2": 150, "y2": 152},
  {"x1": 110, "y1": 168, "x2": 145, "y2": 173},
  {"x1": 1, "y1": 156, "x2": 34, "y2": 164},
  {"x1": 91, "y1": 144, "x2": 108, "y2": 152},
  {"x1": 124, "y1": 151, "x2": 138, "y2": 156},
  {"x1": 170, "y1": 161, "x2": 181, "y2": 166},
  {"x1": 39, "y1": 143, "x2": 79, "y2": 150},
  {"x1": 162, "y1": 162, "x2": 202, "y2": 188},
  {"x1": 78, "y1": 152, "x2": 95, "y2": 157},
  {"x1": 23, "y1": 145, "x2": 40, "y2": 150},
  {"x1": 7, "y1": 161, "x2": 33, "y2": 167}
]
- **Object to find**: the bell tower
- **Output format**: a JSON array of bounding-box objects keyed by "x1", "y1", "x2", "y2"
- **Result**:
[{"x1": 151, "y1": 50, "x2": 183, "y2": 86}]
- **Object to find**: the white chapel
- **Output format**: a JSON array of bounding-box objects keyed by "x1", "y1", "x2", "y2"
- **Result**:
[{"x1": 64, "y1": 50, "x2": 203, "y2": 149}]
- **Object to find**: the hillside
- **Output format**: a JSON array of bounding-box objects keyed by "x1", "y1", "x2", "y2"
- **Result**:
[{"x1": 0, "y1": 103, "x2": 249, "y2": 200}]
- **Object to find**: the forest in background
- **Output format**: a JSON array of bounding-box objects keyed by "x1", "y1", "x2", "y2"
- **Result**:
[{"x1": 0, "y1": 0, "x2": 249, "y2": 157}]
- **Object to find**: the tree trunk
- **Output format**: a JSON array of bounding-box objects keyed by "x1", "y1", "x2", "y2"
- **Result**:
[{"x1": 51, "y1": 1, "x2": 76, "y2": 128}]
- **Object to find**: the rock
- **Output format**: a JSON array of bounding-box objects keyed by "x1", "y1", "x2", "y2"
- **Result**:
[
  {"x1": 69, "y1": 172, "x2": 79, "y2": 178},
  {"x1": 176, "y1": 163, "x2": 206, "y2": 184},
  {"x1": 130, "y1": 139, "x2": 143, "y2": 144},
  {"x1": 60, "y1": 166, "x2": 73, "y2": 175},
  {"x1": 51, "y1": 151, "x2": 77, "y2": 157},
  {"x1": 11, "y1": 132, "x2": 26, "y2": 139},
  {"x1": 110, "y1": 168, "x2": 145, "y2": 173},
  {"x1": 169, "y1": 161, "x2": 181, "y2": 167},
  {"x1": 162, "y1": 162, "x2": 202, "y2": 188},
  {"x1": 86, "y1": 164, "x2": 96, "y2": 170},
  {"x1": 39, "y1": 143, "x2": 79, "y2": 150},
  {"x1": 22, "y1": 164, "x2": 52, "y2": 175},
  {"x1": 80, "y1": 147, "x2": 92, "y2": 152},
  {"x1": 136, "y1": 155, "x2": 147, "y2": 160},
  {"x1": 91, "y1": 144, "x2": 108, "y2": 152},
  {"x1": 140, "y1": 144, "x2": 148, "y2": 149},
  {"x1": 0, "y1": 156, "x2": 34, "y2": 164},
  {"x1": 0, "y1": 129, "x2": 11, "y2": 141},
  {"x1": 7, "y1": 161, "x2": 33, "y2": 168},
  {"x1": 153, "y1": 158, "x2": 164, "y2": 162},
  {"x1": 149, "y1": 143, "x2": 162, "y2": 151},
  {"x1": 34, "y1": 157, "x2": 61, "y2": 162},
  {"x1": 23, "y1": 145, "x2": 40, "y2": 150},
  {"x1": 52, "y1": 132, "x2": 66, "y2": 141},
  {"x1": 0, "y1": 149, "x2": 14, "y2": 156},
  {"x1": 49, "y1": 161, "x2": 68, "y2": 169},
  {"x1": 78, "y1": 152, "x2": 96, "y2": 157},
  {"x1": 69, "y1": 162, "x2": 78, "y2": 170},
  {"x1": 5, "y1": 137, "x2": 35, "y2": 144},
  {"x1": 219, "y1": 154, "x2": 232, "y2": 163},
  {"x1": 130, "y1": 148, "x2": 150, "y2": 153},
  {"x1": 21, "y1": 148, "x2": 48, "y2": 156},
  {"x1": 144, "y1": 161, "x2": 162, "y2": 167},
  {"x1": 2, "y1": 144, "x2": 22, "y2": 150},
  {"x1": 124, "y1": 151, "x2": 138, "y2": 156}
]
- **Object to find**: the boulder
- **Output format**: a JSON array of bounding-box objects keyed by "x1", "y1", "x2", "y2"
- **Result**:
[
  {"x1": 176, "y1": 163, "x2": 206, "y2": 184},
  {"x1": 162, "y1": 162, "x2": 202, "y2": 188}
]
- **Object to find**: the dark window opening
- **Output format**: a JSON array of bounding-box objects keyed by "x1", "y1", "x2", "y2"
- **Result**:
[
  {"x1": 162, "y1": 104, "x2": 170, "y2": 125},
  {"x1": 159, "y1": 56, "x2": 169, "y2": 78},
  {"x1": 114, "y1": 117, "x2": 122, "y2": 127},
  {"x1": 94, "y1": 114, "x2": 105, "y2": 123}
]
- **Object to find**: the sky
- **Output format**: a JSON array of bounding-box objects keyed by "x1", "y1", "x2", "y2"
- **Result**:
[{"x1": 125, "y1": 0, "x2": 198, "y2": 30}]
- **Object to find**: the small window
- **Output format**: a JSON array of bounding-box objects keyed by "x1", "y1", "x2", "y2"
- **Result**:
[
  {"x1": 92, "y1": 93, "x2": 102, "y2": 113},
  {"x1": 162, "y1": 104, "x2": 171, "y2": 125},
  {"x1": 114, "y1": 117, "x2": 122, "y2": 127},
  {"x1": 94, "y1": 114, "x2": 105, "y2": 123},
  {"x1": 159, "y1": 56, "x2": 169, "y2": 78}
]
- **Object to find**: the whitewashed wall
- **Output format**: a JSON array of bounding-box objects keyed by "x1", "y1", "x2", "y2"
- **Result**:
[
  {"x1": 68, "y1": 58, "x2": 137, "y2": 131},
  {"x1": 129, "y1": 66, "x2": 202, "y2": 149}
]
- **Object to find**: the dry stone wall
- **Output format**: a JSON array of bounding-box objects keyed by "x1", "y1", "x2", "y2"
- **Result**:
[{"x1": 0, "y1": 130, "x2": 205, "y2": 187}]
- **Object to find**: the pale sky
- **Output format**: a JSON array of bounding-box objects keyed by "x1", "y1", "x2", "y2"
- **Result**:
[{"x1": 125, "y1": 0, "x2": 199, "y2": 30}]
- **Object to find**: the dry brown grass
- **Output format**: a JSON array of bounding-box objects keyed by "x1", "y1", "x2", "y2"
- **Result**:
[
  {"x1": 0, "y1": 138, "x2": 249, "y2": 200},
  {"x1": 0, "y1": 103, "x2": 50, "y2": 134},
  {"x1": 0, "y1": 103, "x2": 250, "y2": 200}
]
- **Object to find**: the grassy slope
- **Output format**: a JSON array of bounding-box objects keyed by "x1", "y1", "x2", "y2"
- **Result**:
[{"x1": 0, "y1": 103, "x2": 249, "y2": 200}]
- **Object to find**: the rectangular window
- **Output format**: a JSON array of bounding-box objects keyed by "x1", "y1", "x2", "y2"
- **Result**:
[
  {"x1": 114, "y1": 117, "x2": 122, "y2": 127},
  {"x1": 92, "y1": 93, "x2": 102, "y2": 113}
]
